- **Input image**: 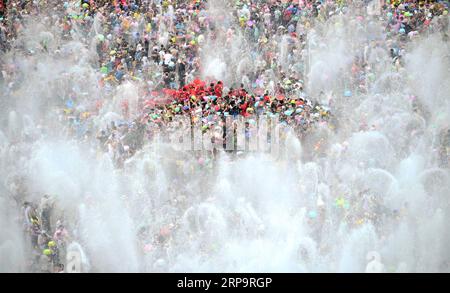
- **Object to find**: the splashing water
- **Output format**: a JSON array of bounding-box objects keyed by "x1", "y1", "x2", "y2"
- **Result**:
[{"x1": 0, "y1": 1, "x2": 449, "y2": 273}]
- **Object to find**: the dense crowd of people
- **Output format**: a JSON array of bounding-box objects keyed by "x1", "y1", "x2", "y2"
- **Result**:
[
  {"x1": 0, "y1": 0, "x2": 449, "y2": 272},
  {"x1": 21, "y1": 197, "x2": 68, "y2": 273}
]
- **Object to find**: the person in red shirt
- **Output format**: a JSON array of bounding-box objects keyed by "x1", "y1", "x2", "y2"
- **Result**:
[
  {"x1": 214, "y1": 81, "x2": 223, "y2": 97},
  {"x1": 207, "y1": 82, "x2": 215, "y2": 95},
  {"x1": 0, "y1": 1, "x2": 5, "y2": 17}
]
